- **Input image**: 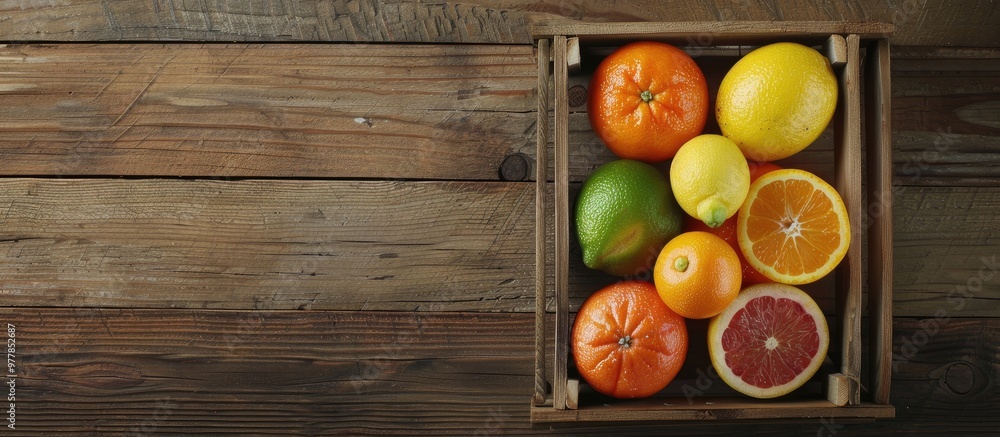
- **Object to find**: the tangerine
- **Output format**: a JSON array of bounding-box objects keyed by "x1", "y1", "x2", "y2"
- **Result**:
[
  {"x1": 572, "y1": 281, "x2": 688, "y2": 398},
  {"x1": 588, "y1": 41, "x2": 709, "y2": 163}
]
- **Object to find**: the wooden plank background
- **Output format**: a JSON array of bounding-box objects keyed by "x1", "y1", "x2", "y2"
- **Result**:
[{"x1": 0, "y1": 0, "x2": 999, "y2": 434}]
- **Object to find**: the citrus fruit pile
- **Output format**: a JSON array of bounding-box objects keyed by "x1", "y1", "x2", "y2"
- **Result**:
[{"x1": 572, "y1": 41, "x2": 849, "y2": 400}]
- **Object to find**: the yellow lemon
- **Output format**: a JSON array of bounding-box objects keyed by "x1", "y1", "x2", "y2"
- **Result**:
[
  {"x1": 716, "y1": 42, "x2": 838, "y2": 162},
  {"x1": 669, "y1": 134, "x2": 750, "y2": 228}
]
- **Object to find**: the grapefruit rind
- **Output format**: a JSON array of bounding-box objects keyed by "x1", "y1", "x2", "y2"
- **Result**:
[
  {"x1": 707, "y1": 283, "x2": 829, "y2": 399},
  {"x1": 736, "y1": 169, "x2": 851, "y2": 285}
]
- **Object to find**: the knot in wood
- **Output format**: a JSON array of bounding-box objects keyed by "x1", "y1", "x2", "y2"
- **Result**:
[
  {"x1": 943, "y1": 362, "x2": 975, "y2": 395},
  {"x1": 499, "y1": 153, "x2": 530, "y2": 181}
]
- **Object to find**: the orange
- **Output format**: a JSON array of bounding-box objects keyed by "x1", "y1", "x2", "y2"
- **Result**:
[
  {"x1": 588, "y1": 41, "x2": 709, "y2": 163},
  {"x1": 653, "y1": 231, "x2": 741, "y2": 319},
  {"x1": 682, "y1": 160, "x2": 782, "y2": 285},
  {"x1": 708, "y1": 283, "x2": 829, "y2": 399},
  {"x1": 572, "y1": 281, "x2": 688, "y2": 398},
  {"x1": 737, "y1": 169, "x2": 851, "y2": 284},
  {"x1": 748, "y1": 161, "x2": 783, "y2": 181}
]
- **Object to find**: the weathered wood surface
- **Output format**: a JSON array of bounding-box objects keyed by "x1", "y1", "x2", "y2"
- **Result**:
[
  {"x1": 0, "y1": 4, "x2": 998, "y2": 434},
  {"x1": 0, "y1": 178, "x2": 994, "y2": 316},
  {"x1": 0, "y1": 179, "x2": 537, "y2": 312},
  {"x1": 892, "y1": 47, "x2": 1000, "y2": 187},
  {"x1": 2, "y1": 44, "x2": 996, "y2": 185},
  {"x1": 2, "y1": 309, "x2": 995, "y2": 434},
  {"x1": 1, "y1": 0, "x2": 998, "y2": 47},
  {"x1": 0, "y1": 43, "x2": 538, "y2": 181}
]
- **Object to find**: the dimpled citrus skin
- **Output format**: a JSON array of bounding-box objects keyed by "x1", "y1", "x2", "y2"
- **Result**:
[
  {"x1": 653, "y1": 231, "x2": 742, "y2": 320},
  {"x1": 669, "y1": 134, "x2": 750, "y2": 228},
  {"x1": 588, "y1": 41, "x2": 709, "y2": 163},
  {"x1": 576, "y1": 160, "x2": 683, "y2": 276},
  {"x1": 716, "y1": 42, "x2": 838, "y2": 162},
  {"x1": 572, "y1": 281, "x2": 688, "y2": 398}
]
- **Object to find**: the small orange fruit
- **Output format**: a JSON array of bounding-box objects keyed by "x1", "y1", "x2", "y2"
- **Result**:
[
  {"x1": 572, "y1": 281, "x2": 688, "y2": 398},
  {"x1": 653, "y1": 231, "x2": 742, "y2": 319},
  {"x1": 737, "y1": 169, "x2": 851, "y2": 284},
  {"x1": 588, "y1": 41, "x2": 709, "y2": 163}
]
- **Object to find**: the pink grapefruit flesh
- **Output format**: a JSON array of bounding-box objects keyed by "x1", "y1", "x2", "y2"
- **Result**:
[{"x1": 708, "y1": 283, "x2": 829, "y2": 399}]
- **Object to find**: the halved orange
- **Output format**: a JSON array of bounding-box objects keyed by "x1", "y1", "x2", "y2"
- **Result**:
[{"x1": 736, "y1": 169, "x2": 850, "y2": 285}]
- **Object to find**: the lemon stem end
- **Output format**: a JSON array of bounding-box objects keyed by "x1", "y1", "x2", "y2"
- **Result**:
[{"x1": 699, "y1": 200, "x2": 729, "y2": 229}]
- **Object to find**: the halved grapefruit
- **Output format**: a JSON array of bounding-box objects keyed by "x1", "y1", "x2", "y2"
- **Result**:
[{"x1": 707, "y1": 283, "x2": 829, "y2": 399}]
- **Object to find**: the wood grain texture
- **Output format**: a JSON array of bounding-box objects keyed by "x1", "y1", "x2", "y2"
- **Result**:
[
  {"x1": 1, "y1": 44, "x2": 996, "y2": 185},
  {"x1": 533, "y1": 37, "x2": 550, "y2": 407},
  {"x1": 0, "y1": 179, "x2": 537, "y2": 312},
  {"x1": 530, "y1": 20, "x2": 896, "y2": 45},
  {"x1": 855, "y1": 318, "x2": 1000, "y2": 435},
  {"x1": 865, "y1": 39, "x2": 893, "y2": 405},
  {"x1": 2, "y1": 309, "x2": 994, "y2": 433},
  {"x1": 0, "y1": 43, "x2": 537, "y2": 180},
  {"x1": 892, "y1": 47, "x2": 1000, "y2": 187},
  {"x1": 0, "y1": 178, "x2": 995, "y2": 316},
  {"x1": 892, "y1": 186, "x2": 1000, "y2": 318},
  {"x1": 834, "y1": 33, "x2": 863, "y2": 406},
  {"x1": 551, "y1": 34, "x2": 570, "y2": 411},
  {"x1": 1, "y1": 0, "x2": 997, "y2": 47}
]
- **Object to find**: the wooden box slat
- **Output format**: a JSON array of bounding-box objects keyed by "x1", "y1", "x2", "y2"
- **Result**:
[
  {"x1": 551, "y1": 34, "x2": 572, "y2": 412},
  {"x1": 533, "y1": 21, "x2": 895, "y2": 422},
  {"x1": 865, "y1": 39, "x2": 894, "y2": 405},
  {"x1": 832, "y1": 33, "x2": 864, "y2": 407},
  {"x1": 533, "y1": 37, "x2": 551, "y2": 408}
]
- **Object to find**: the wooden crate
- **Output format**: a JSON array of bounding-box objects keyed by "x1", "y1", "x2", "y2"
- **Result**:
[{"x1": 530, "y1": 22, "x2": 896, "y2": 423}]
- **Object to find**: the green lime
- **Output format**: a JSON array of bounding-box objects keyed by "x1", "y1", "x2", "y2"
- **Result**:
[{"x1": 575, "y1": 159, "x2": 683, "y2": 276}]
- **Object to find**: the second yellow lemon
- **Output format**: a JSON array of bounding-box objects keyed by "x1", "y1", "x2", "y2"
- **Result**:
[
  {"x1": 716, "y1": 42, "x2": 838, "y2": 162},
  {"x1": 669, "y1": 134, "x2": 749, "y2": 229}
]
